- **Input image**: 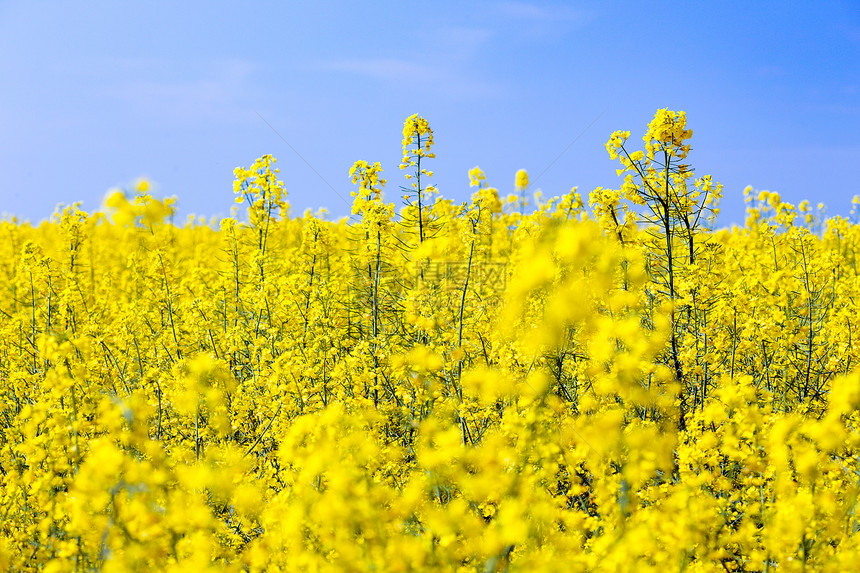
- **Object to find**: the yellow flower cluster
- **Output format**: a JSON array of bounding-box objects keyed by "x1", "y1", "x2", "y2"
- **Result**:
[
  {"x1": 233, "y1": 154, "x2": 290, "y2": 227},
  {"x1": 400, "y1": 114, "x2": 435, "y2": 171},
  {"x1": 104, "y1": 179, "x2": 176, "y2": 227},
  {"x1": 1, "y1": 110, "x2": 859, "y2": 571},
  {"x1": 350, "y1": 160, "x2": 394, "y2": 232}
]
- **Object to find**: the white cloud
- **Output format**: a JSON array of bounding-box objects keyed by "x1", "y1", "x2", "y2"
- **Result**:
[
  {"x1": 495, "y1": 1, "x2": 590, "y2": 24},
  {"x1": 313, "y1": 57, "x2": 503, "y2": 100},
  {"x1": 96, "y1": 57, "x2": 260, "y2": 124},
  {"x1": 420, "y1": 26, "x2": 494, "y2": 62},
  {"x1": 315, "y1": 58, "x2": 434, "y2": 81}
]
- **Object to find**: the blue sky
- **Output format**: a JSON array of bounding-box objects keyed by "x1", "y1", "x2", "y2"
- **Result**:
[{"x1": 1, "y1": 1, "x2": 858, "y2": 226}]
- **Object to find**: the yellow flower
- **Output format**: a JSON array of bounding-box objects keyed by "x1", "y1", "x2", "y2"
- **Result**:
[
  {"x1": 468, "y1": 166, "x2": 486, "y2": 187},
  {"x1": 515, "y1": 169, "x2": 528, "y2": 190}
]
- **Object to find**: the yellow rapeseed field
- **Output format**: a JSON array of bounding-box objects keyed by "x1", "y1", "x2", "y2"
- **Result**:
[{"x1": 2, "y1": 110, "x2": 859, "y2": 572}]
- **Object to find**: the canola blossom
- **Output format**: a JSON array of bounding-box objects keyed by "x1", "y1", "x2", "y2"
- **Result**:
[{"x1": 2, "y1": 110, "x2": 860, "y2": 572}]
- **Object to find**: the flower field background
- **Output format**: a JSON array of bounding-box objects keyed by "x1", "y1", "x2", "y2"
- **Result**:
[{"x1": 2, "y1": 110, "x2": 860, "y2": 572}]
